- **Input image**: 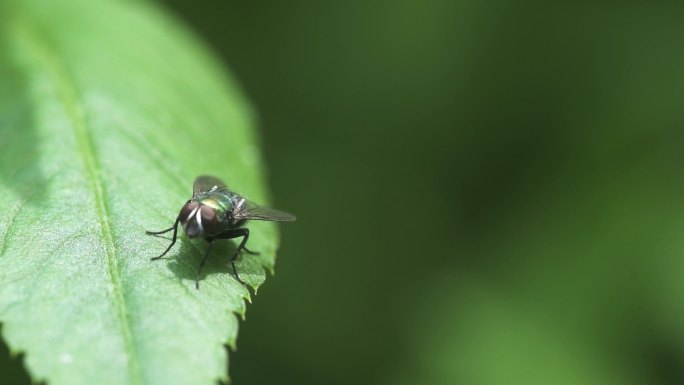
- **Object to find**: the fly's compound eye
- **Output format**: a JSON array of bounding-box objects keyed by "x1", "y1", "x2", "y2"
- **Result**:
[
  {"x1": 198, "y1": 205, "x2": 221, "y2": 235},
  {"x1": 179, "y1": 201, "x2": 200, "y2": 222},
  {"x1": 199, "y1": 206, "x2": 219, "y2": 226}
]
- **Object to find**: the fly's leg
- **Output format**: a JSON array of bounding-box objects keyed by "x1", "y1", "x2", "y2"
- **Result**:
[
  {"x1": 195, "y1": 241, "x2": 214, "y2": 289},
  {"x1": 146, "y1": 226, "x2": 175, "y2": 235},
  {"x1": 231, "y1": 228, "x2": 250, "y2": 286},
  {"x1": 210, "y1": 228, "x2": 251, "y2": 287},
  {"x1": 243, "y1": 246, "x2": 260, "y2": 255},
  {"x1": 147, "y1": 216, "x2": 180, "y2": 260}
]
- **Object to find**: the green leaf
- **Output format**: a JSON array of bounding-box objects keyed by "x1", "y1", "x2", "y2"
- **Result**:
[{"x1": 0, "y1": 0, "x2": 281, "y2": 384}]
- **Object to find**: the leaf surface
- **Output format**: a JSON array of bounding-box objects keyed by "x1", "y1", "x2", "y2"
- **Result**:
[{"x1": 0, "y1": 1, "x2": 280, "y2": 384}]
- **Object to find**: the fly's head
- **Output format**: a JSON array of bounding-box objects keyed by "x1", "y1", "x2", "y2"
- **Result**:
[{"x1": 178, "y1": 200, "x2": 221, "y2": 238}]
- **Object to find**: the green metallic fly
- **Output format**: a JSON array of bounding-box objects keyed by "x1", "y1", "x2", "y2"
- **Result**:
[{"x1": 146, "y1": 175, "x2": 296, "y2": 289}]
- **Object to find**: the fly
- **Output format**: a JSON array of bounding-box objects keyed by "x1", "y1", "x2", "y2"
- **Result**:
[{"x1": 146, "y1": 175, "x2": 296, "y2": 289}]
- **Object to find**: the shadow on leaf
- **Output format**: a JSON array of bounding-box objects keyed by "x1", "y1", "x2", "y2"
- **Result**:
[
  {"x1": 163, "y1": 236, "x2": 265, "y2": 288},
  {"x1": 0, "y1": 24, "x2": 50, "y2": 206}
]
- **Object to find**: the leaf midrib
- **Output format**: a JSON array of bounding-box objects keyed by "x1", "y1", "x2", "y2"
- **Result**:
[{"x1": 12, "y1": 20, "x2": 144, "y2": 385}]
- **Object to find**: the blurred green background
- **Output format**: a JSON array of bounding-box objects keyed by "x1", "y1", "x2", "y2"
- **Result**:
[{"x1": 5, "y1": 0, "x2": 684, "y2": 384}]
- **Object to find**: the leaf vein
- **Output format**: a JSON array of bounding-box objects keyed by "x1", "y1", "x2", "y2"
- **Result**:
[{"x1": 12, "y1": 23, "x2": 145, "y2": 385}]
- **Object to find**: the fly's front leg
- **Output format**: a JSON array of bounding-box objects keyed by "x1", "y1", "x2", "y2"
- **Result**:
[
  {"x1": 147, "y1": 216, "x2": 181, "y2": 260},
  {"x1": 145, "y1": 225, "x2": 175, "y2": 235}
]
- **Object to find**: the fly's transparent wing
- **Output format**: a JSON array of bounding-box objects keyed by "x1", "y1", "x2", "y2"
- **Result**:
[
  {"x1": 193, "y1": 175, "x2": 228, "y2": 198},
  {"x1": 234, "y1": 199, "x2": 296, "y2": 222}
]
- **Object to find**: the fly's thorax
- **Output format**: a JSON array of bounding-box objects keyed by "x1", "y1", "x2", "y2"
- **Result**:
[{"x1": 178, "y1": 197, "x2": 229, "y2": 238}]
